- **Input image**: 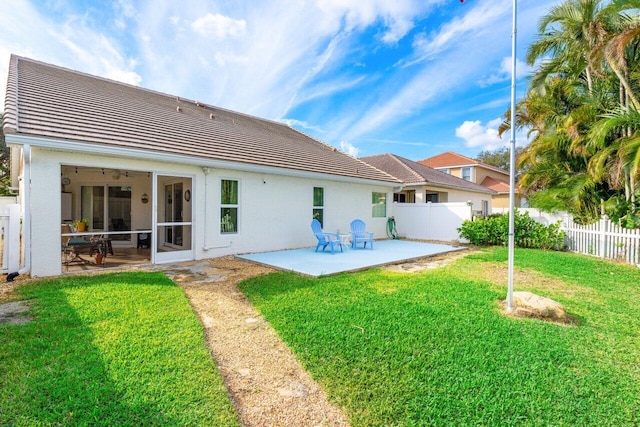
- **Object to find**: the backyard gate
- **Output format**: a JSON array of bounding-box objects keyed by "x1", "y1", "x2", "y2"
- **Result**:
[{"x1": 0, "y1": 204, "x2": 23, "y2": 275}]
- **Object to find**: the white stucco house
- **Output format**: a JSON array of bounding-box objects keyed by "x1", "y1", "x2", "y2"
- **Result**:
[
  {"x1": 360, "y1": 153, "x2": 495, "y2": 213},
  {"x1": 2, "y1": 55, "x2": 400, "y2": 277},
  {"x1": 418, "y1": 151, "x2": 524, "y2": 209},
  {"x1": 359, "y1": 154, "x2": 496, "y2": 241}
]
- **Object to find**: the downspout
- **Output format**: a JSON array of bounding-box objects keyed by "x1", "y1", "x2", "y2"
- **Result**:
[{"x1": 18, "y1": 144, "x2": 31, "y2": 276}]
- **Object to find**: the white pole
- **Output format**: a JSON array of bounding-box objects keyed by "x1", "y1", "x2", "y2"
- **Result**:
[{"x1": 507, "y1": 0, "x2": 517, "y2": 312}]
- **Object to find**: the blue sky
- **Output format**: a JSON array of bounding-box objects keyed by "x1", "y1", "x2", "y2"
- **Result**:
[{"x1": 0, "y1": 0, "x2": 558, "y2": 161}]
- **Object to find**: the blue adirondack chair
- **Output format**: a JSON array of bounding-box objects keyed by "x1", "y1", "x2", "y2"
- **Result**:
[
  {"x1": 350, "y1": 219, "x2": 374, "y2": 249},
  {"x1": 311, "y1": 219, "x2": 343, "y2": 254}
]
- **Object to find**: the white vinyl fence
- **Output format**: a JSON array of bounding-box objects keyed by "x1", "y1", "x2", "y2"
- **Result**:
[
  {"x1": 495, "y1": 208, "x2": 640, "y2": 266},
  {"x1": 0, "y1": 204, "x2": 23, "y2": 275},
  {"x1": 392, "y1": 202, "x2": 471, "y2": 242},
  {"x1": 563, "y1": 215, "x2": 640, "y2": 266},
  {"x1": 492, "y1": 207, "x2": 565, "y2": 225}
]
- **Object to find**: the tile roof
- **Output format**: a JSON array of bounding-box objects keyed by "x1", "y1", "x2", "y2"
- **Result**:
[
  {"x1": 480, "y1": 176, "x2": 510, "y2": 193},
  {"x1": 360, "y1": 153, "x2": 495, "y2": 194},
  {"x1": 3, "y1": 55, "x2": 398, "y2": 184},
  {"x1": 418, "y1": 151, "x2": 509, "y2": 176}
]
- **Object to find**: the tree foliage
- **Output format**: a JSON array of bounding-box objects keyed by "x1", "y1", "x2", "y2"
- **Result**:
[
  {"x1": 504, "y1": 0, "x2": 640, "y2": 227},
  {"x1": 0, "y1": 115, "x2": 12, "y2": 196},
  {"x1": 475, "y1": 146, "x2": 526, "y2": 174}
]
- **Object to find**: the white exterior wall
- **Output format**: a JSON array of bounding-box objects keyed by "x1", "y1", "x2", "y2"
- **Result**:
[
  {"x1": 407, "y1": 185, "x2": 492, "y2": 212},
  {"x1": 26, "y1": 147, "x2": 394, "y2": 277},
  {"x1": 431, "y1": 187, "x2": 491, "y2": 207},
  {"x1": 201, "y1": 168, "x2": 391, "y2": 257}
]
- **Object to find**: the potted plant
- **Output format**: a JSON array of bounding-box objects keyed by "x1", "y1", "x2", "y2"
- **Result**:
[{"x1": 72, "y1": 218, "x2": 89, "y2": 232}]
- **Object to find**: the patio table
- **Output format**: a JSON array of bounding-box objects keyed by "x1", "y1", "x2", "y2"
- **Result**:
[{"x1": 63, "y1": 238, "x2": 108, "y2": 268}]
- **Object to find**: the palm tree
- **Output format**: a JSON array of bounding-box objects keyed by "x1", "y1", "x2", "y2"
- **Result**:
[
  {"x1": 505, "y1": 0, "x2": 640, "y2": 225},
  {"x1": 527, "y1": 0, "x2": 613, "y2": 94}
]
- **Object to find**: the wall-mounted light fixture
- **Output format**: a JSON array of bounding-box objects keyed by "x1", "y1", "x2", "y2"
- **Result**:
[{"x1": 141, "y1": 193, "x2": 149, "y2": 204}]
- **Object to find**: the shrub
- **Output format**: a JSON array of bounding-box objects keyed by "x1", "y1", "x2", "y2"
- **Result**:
[{"x1": 458, "y1": 210, "x2": 565, "y2": 250}]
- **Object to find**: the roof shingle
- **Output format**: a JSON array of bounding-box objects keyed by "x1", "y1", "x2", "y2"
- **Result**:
[
  {"x1": 3, "y1": 55, "x2": 398, "y2": 184},
  {"x1": 360, "y1": 153, "x2": 495, "y2": 194},
  {"x1": 418, "y1": 151, "x2": 509, "y2": 176},
  {"x1": 480, "y1": 176, "x2": 511, "y2": 193}
]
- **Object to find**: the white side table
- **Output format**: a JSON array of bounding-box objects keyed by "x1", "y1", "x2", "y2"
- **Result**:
[{"x1": 338, "y1": 234, "x2": 351, "y2": 250}]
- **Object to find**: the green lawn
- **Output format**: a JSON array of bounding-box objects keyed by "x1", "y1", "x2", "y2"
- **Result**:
[
  {"x1": 0, "y1": 272, "x2": 238, "y2": 427},
  {"x1": 3, "y1": 249, "x2": 639, "y2": 426},
  {"x1": 239, "y1": 247, "x2": 640, "y2": 426}
]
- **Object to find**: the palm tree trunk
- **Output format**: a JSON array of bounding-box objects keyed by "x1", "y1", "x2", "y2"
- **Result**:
[
  {"x1": 625, "y1": 170, "x2": 631, "y2": 201},
  {"x1": 617, "y1": 69, "x2": 640, "y2": 111},
  {"x1": 606, "y1": 52, "x2": 640, "y2": 111}
]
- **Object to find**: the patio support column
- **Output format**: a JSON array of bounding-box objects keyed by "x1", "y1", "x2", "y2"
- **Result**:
[{"x1": 19, "y1": 144, "x2": 32, "y2": 275}]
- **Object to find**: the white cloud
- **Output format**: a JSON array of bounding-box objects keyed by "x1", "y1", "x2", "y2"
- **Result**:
[
  {"x1": 400, "y1": 1, "x2": 509, "y2": 67},
  {"x1": 0, "y1": 0, "x2": 553, "y2": 161},
  {"x1": 455, "y1": 118, "x2": 507, "y2": 150},
  {"x1": 0, "y1": 0, "x2": 142, "y2": 104},
  {"x1": 315, "y1": 0, "x2": 427, "y2": 44},
  {"x1": 281, "y1": 119, "x2": 325, "y2": 134},
  {"x1": 213, "y1": 52, "x2": 249, "y2": 66},
  {"x1": 191, "y1": 13, "x2": 246, "y2": 39},
  {"x1": 340, "y1": 141, "x2": 360, "y2": 157},
  {"x1": 468, "y1": 97, "x2": 511, "y2": 112},
  {"x1": 479, "y1": 56, "x2": 533, "y2": 87}
]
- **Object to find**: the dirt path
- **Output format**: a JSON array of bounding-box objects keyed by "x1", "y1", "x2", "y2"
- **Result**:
[{"x1": 148, "y1": 257, "x2": 351, "y2": 427}]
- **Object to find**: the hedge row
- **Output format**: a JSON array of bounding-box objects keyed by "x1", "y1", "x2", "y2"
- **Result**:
[{"x1": 457, "y1": 210, "x2": 565, "y2": 250}]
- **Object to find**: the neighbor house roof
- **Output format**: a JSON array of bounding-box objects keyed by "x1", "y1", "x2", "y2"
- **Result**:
[
  {"x1": 418, "y1": 151, "x2": 509, "y2": 176},
  {"x1": 360, "y1": 153, "x2": 495, "y2": 194},
  {"x1": 3, "y1": 55, "x2": 399, "y2": 184},
  {"x1": 480, "y1": 176, "x2": 510, "y2": 193}
]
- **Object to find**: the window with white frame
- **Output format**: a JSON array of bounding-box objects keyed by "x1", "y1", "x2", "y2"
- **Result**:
[
  {"x1": 482, "y1": 200, "x2": 489, "y2": 216},
  {"x1": 313, "y1": 187, "x2": 324, "y2": 226},
  {"x1": 372, "y1": 192, "x2": 386, "y2": 217},
  {"x1": 461, "y1": 167, "x2": 472, "y2": 181},
  {"x1": 221, "y1": 179, "x2": 238, "y2": 233},
  {"x1": 425, "y1": 192, "x2": 439, "y2": 203}
]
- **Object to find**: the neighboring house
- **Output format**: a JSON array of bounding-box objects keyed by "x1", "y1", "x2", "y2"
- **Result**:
[
  {"x1": 360, "y1": 153, "x2": 495, "y2": 213},
  {"x1": 418, "y1": 151, "x2": 524, "y2": 209},
  {"x1": 2, "y1": 55, "x2": 400, "y2": 277}
]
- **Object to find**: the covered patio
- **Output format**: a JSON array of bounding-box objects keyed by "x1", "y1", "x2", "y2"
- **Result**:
[{"x1": 238, "y1": 239, "x2": 464, "y2": 277}]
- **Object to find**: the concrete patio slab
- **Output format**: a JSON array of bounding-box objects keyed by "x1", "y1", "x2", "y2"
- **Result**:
[{"x1": 238, "y1": 239, "x2": 465, "y2": 277}]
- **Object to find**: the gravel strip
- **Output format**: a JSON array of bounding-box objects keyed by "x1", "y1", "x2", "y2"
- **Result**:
[{"x1": 155, "y1": 257, "x2": 350, "y2": 427}]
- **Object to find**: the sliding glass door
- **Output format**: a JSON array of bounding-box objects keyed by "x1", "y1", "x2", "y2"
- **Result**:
[
  {"x1": 163, "y1": 182, "x2": 184, "y2": 247},
  {"x1": 81, "y1": 185, "x2": 132, "y2": 242}
]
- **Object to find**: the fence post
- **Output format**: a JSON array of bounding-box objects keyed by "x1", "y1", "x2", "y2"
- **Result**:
[
  {"x1": 425, "y1": 202, "x2": 432, "y2": 240},
  {"x1": 7, "y1": 204, "x2": 21, "y2": 274},
  {"x1": 598, "y1": 215, "x2": 608, "y2": 258},
  {"x1": 562, "y1": 214, "x2": 571, "y2": 250}
]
